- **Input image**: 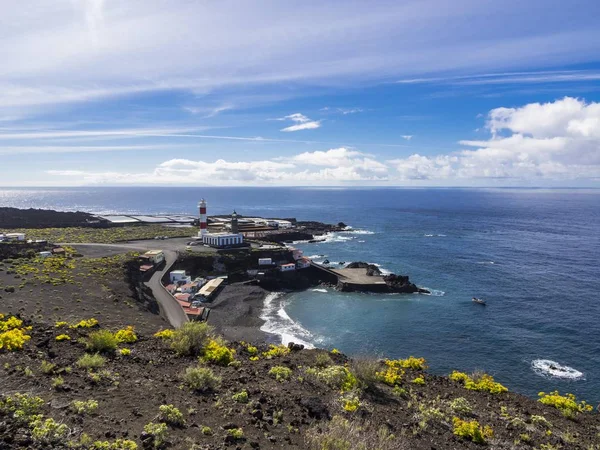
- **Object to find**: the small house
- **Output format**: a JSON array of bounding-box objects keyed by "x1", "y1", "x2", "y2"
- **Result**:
[
  {"x1": 170, "y1": 270, "x2": 189, "y2": 284},
  {"x1": 280, "y1": 263, "x2": 296, "y2": 272},
  {"x1": 39, "y1": 251, "x2": 52, "y2": 258},
  {"x1": 52, "y1": 247, "x2": 66, "y2": 256},
  {"x1": 258, "y1": 257, "x2": 272, "y2": 266},
  {"x1": 296, "y1": 257, "x2": 311, "y2": 269}
]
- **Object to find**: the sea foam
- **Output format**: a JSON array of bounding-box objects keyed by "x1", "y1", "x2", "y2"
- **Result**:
[
  {"x1": 260, "y1": 292, "x2": 315, "y2": 349},
  {"x1": 531, "y1": 359, "x2": 584, "y2": 380}
]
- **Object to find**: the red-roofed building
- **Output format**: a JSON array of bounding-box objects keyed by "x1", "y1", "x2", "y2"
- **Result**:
[
  {"x1": 296, "y1": 257, "x2": 311, "y2": 269},
  {"x1": 174, "y1": 293, "x2": 191, "y2": 302}
]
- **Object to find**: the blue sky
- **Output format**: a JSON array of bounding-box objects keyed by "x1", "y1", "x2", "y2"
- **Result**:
[{"x1": 1, "y1": 0, "x2": 600, "y2": 186}]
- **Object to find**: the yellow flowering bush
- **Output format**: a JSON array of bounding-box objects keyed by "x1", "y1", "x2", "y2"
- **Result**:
[
  {"x1": 386, "y1": 356, "x2": 428, "y2": 371},
  {"x1": 538, "y1": 391, "x2": 593, "y2": 418},
  {"x1": 412, "y1": 375, "x2": 426, "y2": 385},
  {"x1": 0, "y1": 316, "x2": 24, "y2": 332},
  {"x1": 341, "y1": 393, "x2": 361, "y2": 412},
  {"x1": 119, "y1": 348, "x2": 131, "y2": 356},
  {"x1": 375, "y1": 364, "x2": 404, "y2": 386},
  {"x1": 331, "y1": 348, "x2": 341, "y2": 355},
  {"x1": 153, "y1": 329, "x2": 175, "y2": 339},
  {"x1": 262, "y1": 344, "x2": 290, "y2": 359},
  {"x1": 201, "y1": 339, "x2": 235, "y2": 366},
  {"x1": 115, "y1": 326, "x2": 137, "y2": 343},
  {"x1": 452, "y1": 417, "x2": 493, "y2": 444},
  {"x1": 55, "y1": 334, "x2": 71, "y2": 341},
  {"x1": 54, "y1": 321, "x2": 68, "y2": 328},
  {"x1": 71, "y1": 318, "x2": 99, "y2": 329},
  {"x1": 449, "y1": 371, "x2": 508, "y2": 394},
  {"x1": 0, "y1": 315, "x2": 32, "y2": 352}
]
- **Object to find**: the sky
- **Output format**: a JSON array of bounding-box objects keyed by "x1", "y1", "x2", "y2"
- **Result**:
[{"x1": 1, "y1": 0, "x2": 600, "y2": 187}]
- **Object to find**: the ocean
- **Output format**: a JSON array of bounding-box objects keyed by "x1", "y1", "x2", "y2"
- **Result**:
[{"x1": 1, "y1": 186, "x2": 599, "y2": 404}]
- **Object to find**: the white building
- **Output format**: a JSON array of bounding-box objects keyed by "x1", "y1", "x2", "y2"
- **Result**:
[
  {"x1": 170, "y1": 270, "x2": 190, "y2": 284},
  {"x1": 6, "y1": 233, "x2": 25, "y2": 241},
  {"x1": 258, "y1": 258, "x2": 272, "y2": 266},
  {"x1": 202, "y1": 233, "x2": 243, "y2": 248},
  {"x1": 291, "y1": 248, "x2": 304, "y2": 260},
  {"x1": 39, "y1": 251, "x2": 52, "y2": 258},
  {"x1": 141, "y1": 250, "x2": 165, "y2": 265},
  {"x1": 280, "y1": 263, "x2": 296, "y2": 272},
  {"x1": 275, "y1": 220, "x2": 293, "y2": 229},
  {"x1": 296, "y1": 257, "x2": 311, "y2": 269}
]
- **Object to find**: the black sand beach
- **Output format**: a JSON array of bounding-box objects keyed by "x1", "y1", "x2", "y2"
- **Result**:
[{"x1": 206, "y1": 284, "x2": 275, "y2": 343}]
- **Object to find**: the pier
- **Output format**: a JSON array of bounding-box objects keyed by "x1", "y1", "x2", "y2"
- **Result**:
[{"x1": 309, "y1": 262, "x2": 390, "y2": 292}]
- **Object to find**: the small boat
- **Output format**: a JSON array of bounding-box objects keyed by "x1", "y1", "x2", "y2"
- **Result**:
[{"x1": 472, "y1": 297, "x2": 486, "y2": 305}]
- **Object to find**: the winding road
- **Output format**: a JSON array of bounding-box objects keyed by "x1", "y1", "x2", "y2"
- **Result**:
[{"x1": 61, "y1": 242, "x2": 189, "y2": 328}]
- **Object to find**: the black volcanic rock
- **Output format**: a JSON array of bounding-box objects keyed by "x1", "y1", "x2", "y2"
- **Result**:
[
  {"x1": 0, "y1": 207, "x2": 106, "y2": 229},
  {"x1": 345, "y1": 261, "x2": 382, "y2": 276}
]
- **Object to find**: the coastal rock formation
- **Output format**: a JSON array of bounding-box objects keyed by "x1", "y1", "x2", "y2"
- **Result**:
[
  {"x1": 383, "y1": 273, "x2": 429, "y2": 294},
  {"x1": 345, "y1": 261, "x2": 382, "y2": 276}
]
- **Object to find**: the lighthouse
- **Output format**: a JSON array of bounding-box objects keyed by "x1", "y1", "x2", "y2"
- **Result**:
[{"x1": 198, "y1": 199, "x2": 207, "y2": 236}]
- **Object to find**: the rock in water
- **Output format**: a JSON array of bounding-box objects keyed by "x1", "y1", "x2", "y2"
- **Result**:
[
  {"x1": 345, "y1": 261, "x2": 382, "y2": 276},
  {"x1": 383, "y1": 274, "x2": 420, "y2": 293}
]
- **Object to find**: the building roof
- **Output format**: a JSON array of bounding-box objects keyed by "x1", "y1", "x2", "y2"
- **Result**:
[
  {"x1": 177, "y1": 300, "x2": 191, "y2": 308},
  {"x1": 171, "y1": 270, "x2": 186, "y2": 275},
  {"x1": 144, "y1": 250, "x2": 164, "y2": 256},
  {"x1": 174, "y1": 293, "x2": 191, "y2": 301},
  {"x1": 198, "y1": 278, "x2": 224, "y2": 296},
  {"x1": 139, "y1": 264, "x2": 154, "y2": 272},
  {"x1": 281, "y1": 263, "x2": 296, "y2": 268},
  {"x1": 183, "y1": 306, "x2": 204, "y2": 316}
]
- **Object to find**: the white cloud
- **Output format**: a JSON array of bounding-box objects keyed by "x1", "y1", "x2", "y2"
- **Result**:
[
  {"x1": 278, "y1": 113, "x2": 321, "y2": 132},
  {"x1": 401, "y1": 135, "x2": 413, "y2": 141},
  {"x1": 41, "y1": 97, "x2": 600, "y2": 185},
  {"x1": 389, "y1": 97, "x2": 600, "y2": 181}
]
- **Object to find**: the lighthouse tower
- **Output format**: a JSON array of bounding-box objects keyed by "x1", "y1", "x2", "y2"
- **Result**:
[{"x1": 198, "y1": 199, "x2": 207, "y2": 236}]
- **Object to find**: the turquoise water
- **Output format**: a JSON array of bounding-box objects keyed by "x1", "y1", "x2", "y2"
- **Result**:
[{"x1": 1, "y1": 187, "x2": 599, "y2": 403}]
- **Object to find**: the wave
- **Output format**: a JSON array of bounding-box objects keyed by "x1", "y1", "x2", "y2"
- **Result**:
[
  {"x1": 420, "y1": 288, "x2": 446, "y2": 296},
  {"x1": 424, "y1": 234, "x2": 447, "y2": 237},
  {"x1": 340, "y1": 229, "x2": 375, "y2": 235},
  {"x1": 477, "y1": 261, "x2": 495, "y2": 265},
  {"x1": 306, "y1": 254, "x2": 327, "y2": 259},
  {"x1": 312, "y1": 288, "x2": 328, "y2": 293},
  {"x1": 531, "y1": 359, "x2": 585, "y2": 380},
  {"x1": 260, "y1": 292, "x2": 315, "y2": 349}
]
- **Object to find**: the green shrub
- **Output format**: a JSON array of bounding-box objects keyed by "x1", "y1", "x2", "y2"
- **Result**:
[
  {"x1": 72, "y1": 399, "x2": 98, "y2": 415},
  {"x1": 40, "y1": 360, "x2": 56, "y2": 374},
  {"x1": 182, "y1": 366, "x2": 221, "y2": 392},
  {"x1": 306, "y1": 415, "x2": 400, "y2": 450},
  {"x1": 350, "y1": 358, "x2": 380, "y2": 390},
  {"x1": 315, "y1": 352, "x2": 333, "y2": 368},
  {"x1": 227, "y1": 428, "x2": 244, "y2": 440},
  {"x1": 77, "y1": 353, "x2": 106, "y2": 370},
  {"x1": 201, "y1": 426, "x2": 212, "y2": 435},
  {"x1": 143, "y1": 422, "x2": 168, "y2": 448},
  {"x1": 449, "y1": 397, "x2": 472, "y2": 414},
  {"x1": 51, "y1": 376, "x2": 65, "y2": 390},
  {"x1": 269, "y1": 366, "x2": 292, "y2": 382},
  {"x1": 232, "y1": 390, "x2": 249, "y2": 403},
  {"x1": 158, "y1": 404, "x2": 185, "y2": 426},
  {"x1": 305, "y1": 365, "x2": 358, "y2": 392},
  {"x1": 31, "y1": 417, "x2": 69, "y2": 444},
  {"x1": 171, "y1": 322, "x2": 213, "y2": 356},
  {"x1": 341, "y1": 393, "x2": 361, "y2": 412},
  {"x1": 452, "y1": 417, "x2": 493, "y2": 444},
  {"x1": 86, "y1": 330, "x2": 118, "y2": 353},
  {"x1": 0, "y1": 392, "x2": 45, "y2": 424}
]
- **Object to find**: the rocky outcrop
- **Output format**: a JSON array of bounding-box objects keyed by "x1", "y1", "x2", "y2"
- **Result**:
[
  {"x1": 345, "y1": 261, "x2": 382, "y2": 276},
  {"x1": 383, "y1": 274, "x2": 429, "y2": 294}
]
